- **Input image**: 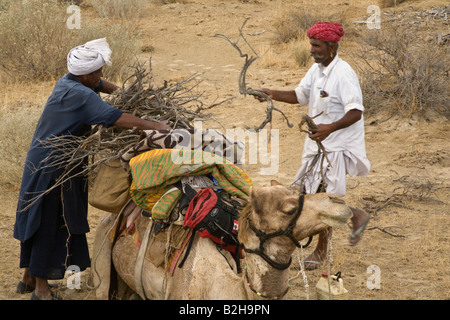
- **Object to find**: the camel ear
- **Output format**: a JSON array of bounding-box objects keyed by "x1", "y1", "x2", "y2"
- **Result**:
[{"x1": 270, "y1": 180, "x2": 282, "y2": 186}]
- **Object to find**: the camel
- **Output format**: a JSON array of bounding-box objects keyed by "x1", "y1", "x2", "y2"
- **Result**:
[{"x1": 90, "y1": 181, "x2": 353, "y2": 300}]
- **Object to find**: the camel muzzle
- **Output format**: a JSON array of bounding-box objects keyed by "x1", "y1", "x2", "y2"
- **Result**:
[{"x1": 319, "y1": 208, "x2": 353, "y2": 227}]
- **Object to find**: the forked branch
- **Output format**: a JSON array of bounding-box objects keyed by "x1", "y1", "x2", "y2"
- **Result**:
[
  {"x1": 214, "y1": 19, "x2": 293, "y2": 131},
  {"x1": 294, "y1": 113, "x2": 331, "y2": 192}
]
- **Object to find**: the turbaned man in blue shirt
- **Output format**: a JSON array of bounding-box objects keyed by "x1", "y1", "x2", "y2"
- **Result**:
[{"x1": 14, "y1": 38, "x2": 170, "y2": 300}]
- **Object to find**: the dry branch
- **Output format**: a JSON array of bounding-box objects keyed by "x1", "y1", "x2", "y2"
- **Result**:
[
  {"x1": 359, "y1": 194, "x2": 409, "y2": 215},
  {"x1": 214, "y1": 19, "x2": 293, "y2": 132},
  {"x1": 391, "y1": 168, "x2": 444, "y2": 203},
  {"x1": 294, "y1": 113, "x2": 330, "y2": 192},
  {"x1": 358, "y1": 168, "x2": 444, "y2": 216},
  {"x1": 367, "y1": 226, "x2": 405, "y2": 238},
  {"x1": 298, "y1": 113, "x2": 329, "y2": 162}
]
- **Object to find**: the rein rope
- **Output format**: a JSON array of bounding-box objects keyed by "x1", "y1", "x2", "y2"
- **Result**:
[{"x1": 243, "y1": 194, "x2": 312, "y2": 270}]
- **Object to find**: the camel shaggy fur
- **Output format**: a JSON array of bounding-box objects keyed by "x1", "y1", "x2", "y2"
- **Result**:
[{"x1": 91, "y1": 181, "x2": 352, "y2": 300}]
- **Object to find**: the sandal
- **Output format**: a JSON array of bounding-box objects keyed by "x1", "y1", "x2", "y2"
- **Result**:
[
  {"x1": 30, "y1": 291, "x2": 63, "y2": 300},
  {"x1": 349, "y1": 215, "x2": 370, "y2": 246},
  {"x1": 295, "y1": 260, "x2": 323, "y2": 271},
  {"x1": 17, "y1": 281, "x2": 35, "y2": 294},
  {"x1": 304, "y1": 260, "x2": 322, "y2": 271},
  {"x1": 17, "y1": 281, "x2": 59, "y2": 294}
]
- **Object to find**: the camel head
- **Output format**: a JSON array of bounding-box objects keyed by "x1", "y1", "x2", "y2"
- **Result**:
[
  {"x1": 235, "y1": 181, "x2": 353, "y2": 299},
  {"x1": 238, "y1": 180, "x2": 353, "y2": 253}
]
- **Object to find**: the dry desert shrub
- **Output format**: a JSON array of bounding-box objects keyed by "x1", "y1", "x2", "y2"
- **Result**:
[
  {"x1": 0, "y1": 0, "x2": 138, "y2": 82},
  {"x1": 356, "y1": 25, "x2": 449, "y2": 119},
  {"x1": 272, "y1": 3, "x2": 350, "y2": 44},
  {"x1": 152, "y1": 0, "x2": 189, "y2": 4},
  {"x1": 59, "y1": 0, "x2": 83, "y2": 5},
  {"x1": 272, "y1": 8, "x2": 322, "y2": 44},
  {"x1": 271, "y1": 3, "x2": 352, "y2": 68},
  {"x1": 290, "y1": 36, "x2": 311, "y2": 68},
  {"x1": 0, "y1": 0, "x2": 11, "y2": 10},
  {"x1": 0, "y1": 103, "x2": 41, "y2": 189},
  {"x1": 258, "y1": 41, "x2": 310, "y2": 69},
  {"x1": 378, "y1": 0, "x2": 408, "y2": 8},
  {"x1": 90, "y1": 0, "x2": 145, "y2": 19}
]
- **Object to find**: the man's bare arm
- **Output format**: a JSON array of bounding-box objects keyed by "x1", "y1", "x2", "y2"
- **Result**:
[
  {"x1": 255, "y1": 88, "x2": 299, "y2": 104},
  {"x1": 102, "y1": 80, "x2": 170, "y2": 130},
  {"x1": 113, "y1": 113, "x2": 170, "y2": 130},
  {"x1": 100, "y1": 80, "x2": 120, "y2": 94}
]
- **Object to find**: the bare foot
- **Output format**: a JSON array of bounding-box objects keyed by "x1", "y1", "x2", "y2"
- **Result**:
[
  {"x1": 31, "y1": 290, "x2": 53, "y2": 300},
  {"x1": 30, "y1": 278, "x2": 62, "y2": 300},
  {"x1": 31, "y1": 288, "x2": 62, "y2": 300},
  {"x1": 21, "y1": 268, "x2": 36, "y2": 288}
]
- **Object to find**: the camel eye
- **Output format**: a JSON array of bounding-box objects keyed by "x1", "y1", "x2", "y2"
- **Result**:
[
  {"x1": 282, "y1": 205, "x2": 297, "y2": 216},
  {"x1": 328, "y1": 196, "x2": 345, "y2": 204}
]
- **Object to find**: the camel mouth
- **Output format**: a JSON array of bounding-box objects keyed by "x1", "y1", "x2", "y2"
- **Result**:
[{"x1": 319, "y1": 212, "x2": 352, "y2": 227}]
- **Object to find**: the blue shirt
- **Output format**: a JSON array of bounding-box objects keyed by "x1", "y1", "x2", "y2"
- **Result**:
[{"x1": 14, "y1": 73, "x2": 122, "y2": 241}]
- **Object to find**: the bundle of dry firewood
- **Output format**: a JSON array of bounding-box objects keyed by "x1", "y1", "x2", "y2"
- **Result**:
[
  {"x1": 108, "y1": 60, "x2": 215, "y2": 129},
  {"x1": 29, "y1": 59, "x2": 228, "y2": 207},
  {"x1": 41, "y1": 59, "x2": 224, "y2": 167}
]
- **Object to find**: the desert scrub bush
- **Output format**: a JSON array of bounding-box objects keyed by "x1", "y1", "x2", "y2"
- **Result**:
[
  {"x1": 0, "y1": 103, "x2": 41, "y2": 189},
  {"x1": 58, "y1": 0, "x2": 83, "y2": 5},
  {"x1": 0, "y1": 0, "x2": 12, "y2": 11},
  {"x1": 258, "y1": 41, "x2": 310, "y2": 69},
  {"x1": 0, "y1": 0, "x2": 138, "y2": 82},
  {"x1": 272, "y1": 9, "x2": 320, "y2": 44},
  {"x1": 259, "y1": 45, "x2": 278, "y2": 68},
  {"x1": 290, "y1": 36, "x2": 311, "y2": 68},
  {"x1": 356, "y1": 25, "x2": 449, "y2": 119},
  {"x1": 378, "y1": 0, "x2": 407, "y2": 8},
  {"x1": 0, "y1": 0, "x2": 71, "y2": 81},
  {"x1": 272, "y1": 4, "x2": 349, "y2": 44},
  {"x1": 152, "y1": 0, "x2": 188, "y2": 4},
  {"x1": 90, "y1": 0, "x2": 145, "y2": 19}
]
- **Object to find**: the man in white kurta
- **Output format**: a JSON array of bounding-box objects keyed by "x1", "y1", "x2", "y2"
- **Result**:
[
  {"x1": 291, "y1": 52, "x2": 370, "y2": 196},
  {"x1": 256, "y1": 22, "x2": 370, "y2": 270}
]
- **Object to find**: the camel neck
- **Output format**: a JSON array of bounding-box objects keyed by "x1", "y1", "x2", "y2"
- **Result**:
[{"x1": 242, "y1": 256, "x2": 290, "y2": 300}]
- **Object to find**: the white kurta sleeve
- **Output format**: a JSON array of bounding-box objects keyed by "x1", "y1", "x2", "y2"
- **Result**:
[
  {"x1": 337, "y1": 67, "x2": 365, "y2": 114},
  {"x1": 294, "y1": 66, "x2": 316, "y2": 106}
]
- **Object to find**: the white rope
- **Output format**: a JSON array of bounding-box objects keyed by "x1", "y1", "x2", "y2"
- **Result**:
[
  {"x1": 288, "y1": 246, "x2": 310, "y2": 300},
  {"x1": 326, "y1": 228, "x2": 333, "y2": 300}
]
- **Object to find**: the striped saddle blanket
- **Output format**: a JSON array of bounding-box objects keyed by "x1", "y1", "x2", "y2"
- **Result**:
[{"x1": 128, "y1": 148, "x2": 252, "y2": 220}]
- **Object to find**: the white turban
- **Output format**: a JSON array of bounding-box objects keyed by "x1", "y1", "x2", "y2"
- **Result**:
[{"x1": 67, "y1": 38, "x2": 112, "y2": 76}]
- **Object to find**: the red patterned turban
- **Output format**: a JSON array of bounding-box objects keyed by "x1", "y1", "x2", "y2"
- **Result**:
[{"x1": 307, "y1": 22, "x2": 344, "y2": 42}]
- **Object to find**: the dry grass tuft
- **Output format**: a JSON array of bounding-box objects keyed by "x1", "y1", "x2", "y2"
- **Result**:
[
  {"x1": 0, "y1": 103, "x2": 42, "y2": 189},
  {"x1": 0, "y1": 0, "x2": 12, "y2": 10},
  {"x1": 271, "y1": 3, "x2": 352, "y2": 44},
  {"x1": 259, "y1": 45, "x2": 280, "y2": 68},
  {"x1": 290, "y1": 36, "x2": 312, "y2": 68},
  {"x1": 90, "y1": 0, "x2": 146, "y2": 19},
  {"x1": 0, "y1": 0, "x2": 139, "y2": 82},
  {"x1": 378, "y1": 0, "x2": 408, "y2": 8}
]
